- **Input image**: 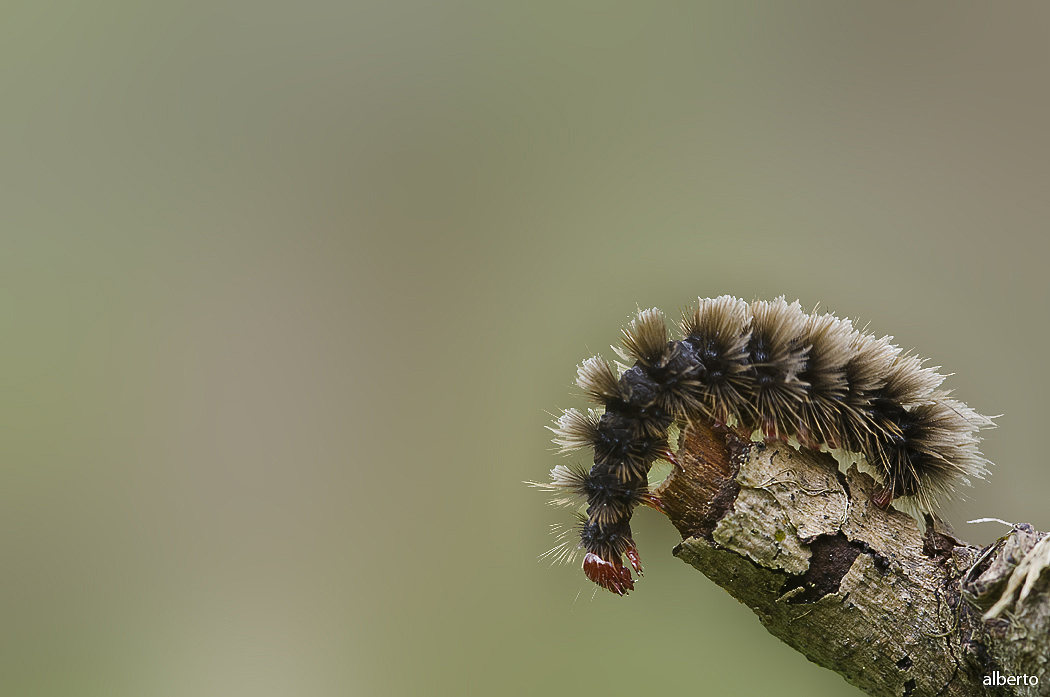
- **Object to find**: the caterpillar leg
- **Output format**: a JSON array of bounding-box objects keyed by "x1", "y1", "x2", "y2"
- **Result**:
[
  {"x1": 583, "y1": 542, "x2": 642, "y2": 595},
  {"x1": 871, "y1": 481, "x2": 895, "y2": 510},
  {"x1": 641, "y1": 492, "x2": 665, "y2": 512},
  {"x1": 625, "y1": 543, "x2": 643, "y2": 575},
  {"x1": 661, "y1": 448, "x2": 681, "y2": 470}
]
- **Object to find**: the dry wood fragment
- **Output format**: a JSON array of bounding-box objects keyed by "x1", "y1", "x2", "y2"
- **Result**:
[{"x1": 651, "y1": 423, "x2": 1050, "y2": 697}]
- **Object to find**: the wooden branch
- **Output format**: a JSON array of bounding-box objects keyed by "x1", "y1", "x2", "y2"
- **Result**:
[{"x1": 651, "y1": 423, "x2": 1050, "y2": 697}]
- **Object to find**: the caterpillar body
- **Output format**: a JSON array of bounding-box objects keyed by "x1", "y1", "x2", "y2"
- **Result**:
[{"x1": 539, "y1": 296, "x2": 994, "y2": 596}]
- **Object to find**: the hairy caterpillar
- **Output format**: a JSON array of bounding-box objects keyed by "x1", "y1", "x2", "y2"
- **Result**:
[{"x1": 537, "y1": 296, "x2": 994, "y2": 596}]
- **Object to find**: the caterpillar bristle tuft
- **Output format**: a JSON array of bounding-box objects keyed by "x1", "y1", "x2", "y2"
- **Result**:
[
  {"x1": 540, "y1": 516, "x2": 588, "y2": 567},
  {"x1": 526, "y1": 463, "x2": 590, "y2": 508},
  {"x1": 577, "y1": 356, "x2": 621, "y2": 404},
  {"x1": 621, "y1": 308, "x2": 669, "y2": 366},
  {"x1": 549, "y1": 408, "x2": 602, "y2": 453},
  {"x1": 536, "y1": 296, "x2": 997, "y2": 595}
]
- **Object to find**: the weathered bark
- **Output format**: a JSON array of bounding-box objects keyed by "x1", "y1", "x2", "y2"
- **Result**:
[{"x1": 650, "y1": 423, "x2": 1050, "y2": 697}]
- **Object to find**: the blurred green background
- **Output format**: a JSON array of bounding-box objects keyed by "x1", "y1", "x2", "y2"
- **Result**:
[{"x1": 2, "y1": 2, "x2": 1047, "y2": 695}]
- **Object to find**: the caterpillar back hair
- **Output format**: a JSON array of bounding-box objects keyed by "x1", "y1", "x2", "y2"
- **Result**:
[{"x1": 537, "y1": 296, "x2": 995, "y2": 595}]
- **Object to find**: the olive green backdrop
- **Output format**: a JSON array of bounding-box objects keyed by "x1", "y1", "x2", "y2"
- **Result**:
[{"x1": 2, "y1": 2, "x2": 1047, "y2": 696}]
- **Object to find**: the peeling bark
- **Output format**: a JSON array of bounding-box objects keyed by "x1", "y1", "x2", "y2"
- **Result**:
[{"x1": 651, "y1": 423, "x2": 1050, "y2": 697}]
